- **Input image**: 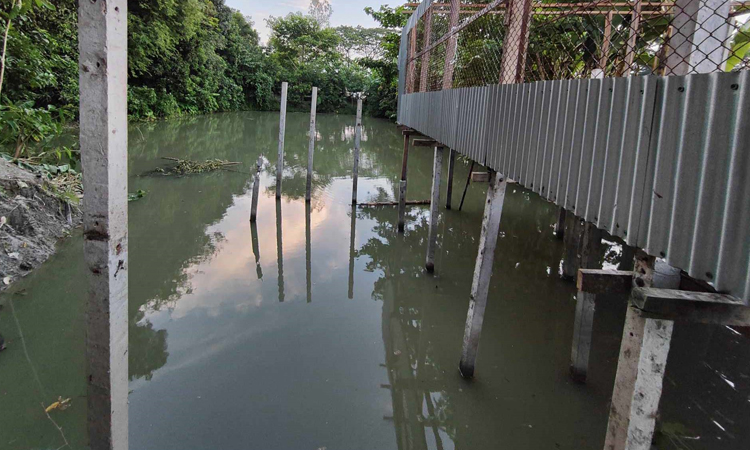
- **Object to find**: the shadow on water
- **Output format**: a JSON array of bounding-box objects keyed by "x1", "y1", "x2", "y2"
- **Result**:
[{"x1": 0, "y1": 111, "x2": 748, "y2": 450}]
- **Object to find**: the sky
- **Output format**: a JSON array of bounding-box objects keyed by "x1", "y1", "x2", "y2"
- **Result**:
[{"x1": 225, "y1": 0, "x2": 398, "y2": 43}]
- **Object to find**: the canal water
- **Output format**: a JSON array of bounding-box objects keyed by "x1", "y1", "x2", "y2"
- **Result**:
[{"x1": 1, "y1": 111, "x2": 748, "y2": 450}]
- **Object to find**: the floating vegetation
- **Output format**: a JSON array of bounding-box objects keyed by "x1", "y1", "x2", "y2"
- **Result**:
[
  {"x1": 128, "y1": 190, "x2": 147, "y2": 202},
  {"x1": 156, "y1": 157, "x2": 241, "y2": 176}
]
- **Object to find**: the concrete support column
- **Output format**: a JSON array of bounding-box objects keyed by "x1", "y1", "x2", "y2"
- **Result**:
[
  {"x1": 79, "y1": 0, "x2": 129, "y2": 448},
  {"x1": 276, "y1": 82, "x2": 288, "y2": 199},
  {"x1": 604, "y1": 306, "x2": 674, "y2": 450},
  {"x1": 425, "y1": 146, "x2": 444, "y2": 273},
  {"x1": 459, "y1": 171, "x2": 508, "y2": 378},
  {"x1": 445, "y1": 149, "x2": 456, "y2": 210},
  {"x1": 568, "y1": 221, "x2": 604, "y2": 382},
  {"x1": 305, "y1": 87, "x2": 318, "y2": 202}
]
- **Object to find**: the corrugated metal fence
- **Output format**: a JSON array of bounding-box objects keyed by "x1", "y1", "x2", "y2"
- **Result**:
[{"x1": 397, "y1": 71, "x2": 750, "y2": 302}]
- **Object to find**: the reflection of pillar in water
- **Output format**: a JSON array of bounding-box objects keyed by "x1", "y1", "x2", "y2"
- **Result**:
[
  {"x1": 306, "y1": 201, "x2": 312, "y2": 303},
  {"x1": 348, "y1": 205, "x2": 356, "y2": 299},
  {"x1": 276, "y1": 200, "x2": 285, "y2": 302},
  {"x1": 250, "y1": 221, "x2": 263, "y2": 280}
]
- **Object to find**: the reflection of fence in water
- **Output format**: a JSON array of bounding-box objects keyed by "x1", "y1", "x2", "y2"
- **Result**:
[{"x1": 402, "y1": 0, "x2": 750, "y2": 93}]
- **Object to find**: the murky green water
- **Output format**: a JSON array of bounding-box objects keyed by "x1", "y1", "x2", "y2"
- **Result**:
[{"x1": 1, "y1": 111, "x2": 749, "y2": 450}]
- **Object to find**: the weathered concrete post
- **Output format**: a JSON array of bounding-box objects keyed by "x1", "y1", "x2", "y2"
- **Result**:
[
  {"x1": 562, "y1": 214, "x2": 586, "y2": 279},
  {"x1": 79, "y1": 0, "x2": 129, "y2": 448},
  {"x1": 459, "y1": 171, "x2": 508, "y2": 378},
  {"x1": 276, "y1": 82, "x2": 288, "y2": 199},
  {"x1": 604, "y1": 255, "x2": 673, "y2": 450},
  {"x1": 398, "y1": 134, "x2": 410, "y2": 233},
  {"x1": 425, "y1": 146, "x2": 444, "y2": 273},
  {"x1": 306, "y1": 201, "x2": 312, "y2": 303},
  {"x1": 442, "y1": 0, "x2": 461, "y2": 87},
  {"x1": 276, "y1": 200, "x2": 285, "y2": 302},
  {"x1": 691, "y1": 0, "x2": 731, "y2": 74},
  {"x1": 250, "y1": 155, "x2": 262, "y2": 222},
  {"x1": 305, "y1": 87, "x2": 318, "y2": 202},
  {"x1": 569, "y1": 222, "x2": 604, "y2": 382},
  {"x1": 445, "y1": 149, "x2": 456, "y2": 209},
  {"x1": 351, "y1": 98, "x2": 362, "y2": 205}
]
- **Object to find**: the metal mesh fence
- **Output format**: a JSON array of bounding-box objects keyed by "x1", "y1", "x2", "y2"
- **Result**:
[{"x1": 403, "y1": 0, "x2": 750, "y2": 91}]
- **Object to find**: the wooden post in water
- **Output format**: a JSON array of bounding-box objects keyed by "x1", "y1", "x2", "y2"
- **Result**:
[
  {"x1": 445, "y1": 150, "x2": 456, "y2": 209},
  {"x1": 79, "y1": 1, "x2": 129, "y2": 448},
  {"x1": 352, "y1": 98, "x2": 362, "y2": 205},
  {"x1": 398, "y1": 133, "x2": 410, "y2": 233},
  {"x1": 305, "y1": 87, "x2": 318, "y2": 202},
  {"x1": 459, "y1": 171, "x2": 508, "y2": 378},
  {"x1": 425, "y1": 146, "x2": 444, "y2": 273},
  {"x1": 458, "y1": 161, "x2": 474, "y2": 211},
  {"x1": 276, "y1": 82, "x2": 288, "y2": 199},
  {"x1": 250, "y1": 155, "x2": 262, "y2": 222}
]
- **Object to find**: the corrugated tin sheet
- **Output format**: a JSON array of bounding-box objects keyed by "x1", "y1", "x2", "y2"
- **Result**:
[{"x1": 397, "y1": 71, "x2": 750, "y2": 302}]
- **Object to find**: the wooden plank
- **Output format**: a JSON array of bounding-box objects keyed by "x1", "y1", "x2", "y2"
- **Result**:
[
  {"x1": 425, "y1": 147, "x2": 444, "y2": 272},
  {"x1": 79, "y1": 1, "x2": 129, "y2": 448},
  {"x1": 305, "y1": 87, "x2": 318, "y2": 202},
  {"x1": 276, "y1": 82, "x2": 288, "y2": 199},
  {"x1": 570, "y1": 292, "x2": 595, "y2": 383},
  {"x1": 402, "y1": 129, "x2": 423, "y2": 136},
  {"x1": 458, "y1": 161, "x2": 475, "y2": 211},
  {"x1": 631, "y1": 288, "x2": 750, "y2": 326},
  {"x1": 577, "y1": 269, "x2": 635, "y2": 294},
  {"x1": 624, "y1": 0, "x2": 643, "y2": 73},
  {"x1": 352, "y1": 98, "x2": 362, "y2": 205},
  {"x1": 459, "y1": 171, "x2": 508, "y2": 378},
  {"x1": 471, "y1": 172, "x2": 490, "y2": 182},
  {"x1": 360, "y1": 199, "x2": 430, "y2": 207},
  {"x1": 413, "y1": 138, "x2": 438, "y2": 147},
  {"x1": 250, "y1": 155, "x2": 262, "y2": 222}
]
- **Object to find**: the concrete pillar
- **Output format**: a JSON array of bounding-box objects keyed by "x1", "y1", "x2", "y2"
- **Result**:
[
  {"x1": 398, "y1": 134, "x2": 409, "y2": 233},
  {"x1": 445, "y1": 149, "x2": 456, "y2": 210},
  {"x1": 276, "y1": 82, "x2": 288, "y2": 199},
  {"x1": 425, "y1": 146, "x2": 444, "y2": 273},
  {"x1": 569, "y1": 221, "x2": 604, "y2": 382},
  {"x1": 79, "y1": 0, "x2": 129, "y2": 448},
  {"x1": 351, "y1": 98, "x2": 362, "y2": 205},
  {"x1": 459, "y1": 171, "x2": 508, "y2": 378},
  {"x1": 691, "y1": 0, "x2": 731, "y2": 73},
  {"x1": 305, "y1": 87, "x2": 318, "y2": 202},
  {"x1": 604, "y1": 306, "x2": 673, "y2": 450},
  {"x1": 604, "y1": 255, "x2": 675, "y2": 450}
]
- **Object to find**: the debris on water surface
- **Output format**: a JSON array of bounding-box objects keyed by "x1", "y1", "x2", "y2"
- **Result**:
[
  {"x1": 45, "y1": 396, "x2": 71, "y2": 413},
  {"x1": 156, "y1": 157, "x2": 242, "y2": 176},
  {"x1": 128, "y1": 190, "x2": 147, "y2": 202}
]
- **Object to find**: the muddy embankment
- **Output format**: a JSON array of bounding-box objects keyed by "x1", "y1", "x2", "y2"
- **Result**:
[{"x1": 0, "y1": 159, "x2": 81, "y2": 292}]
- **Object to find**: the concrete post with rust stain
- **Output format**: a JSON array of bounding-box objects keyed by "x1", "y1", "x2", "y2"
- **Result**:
[
  {"x1": 604, "y1": 254, "x2": 674, "y2": 450},
  {"x1": 79, "y1": 0, "x2": 129, "y2": 448},
  {"x1": 459, "y1": 171, "x2": 508, "y2": 378}
]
